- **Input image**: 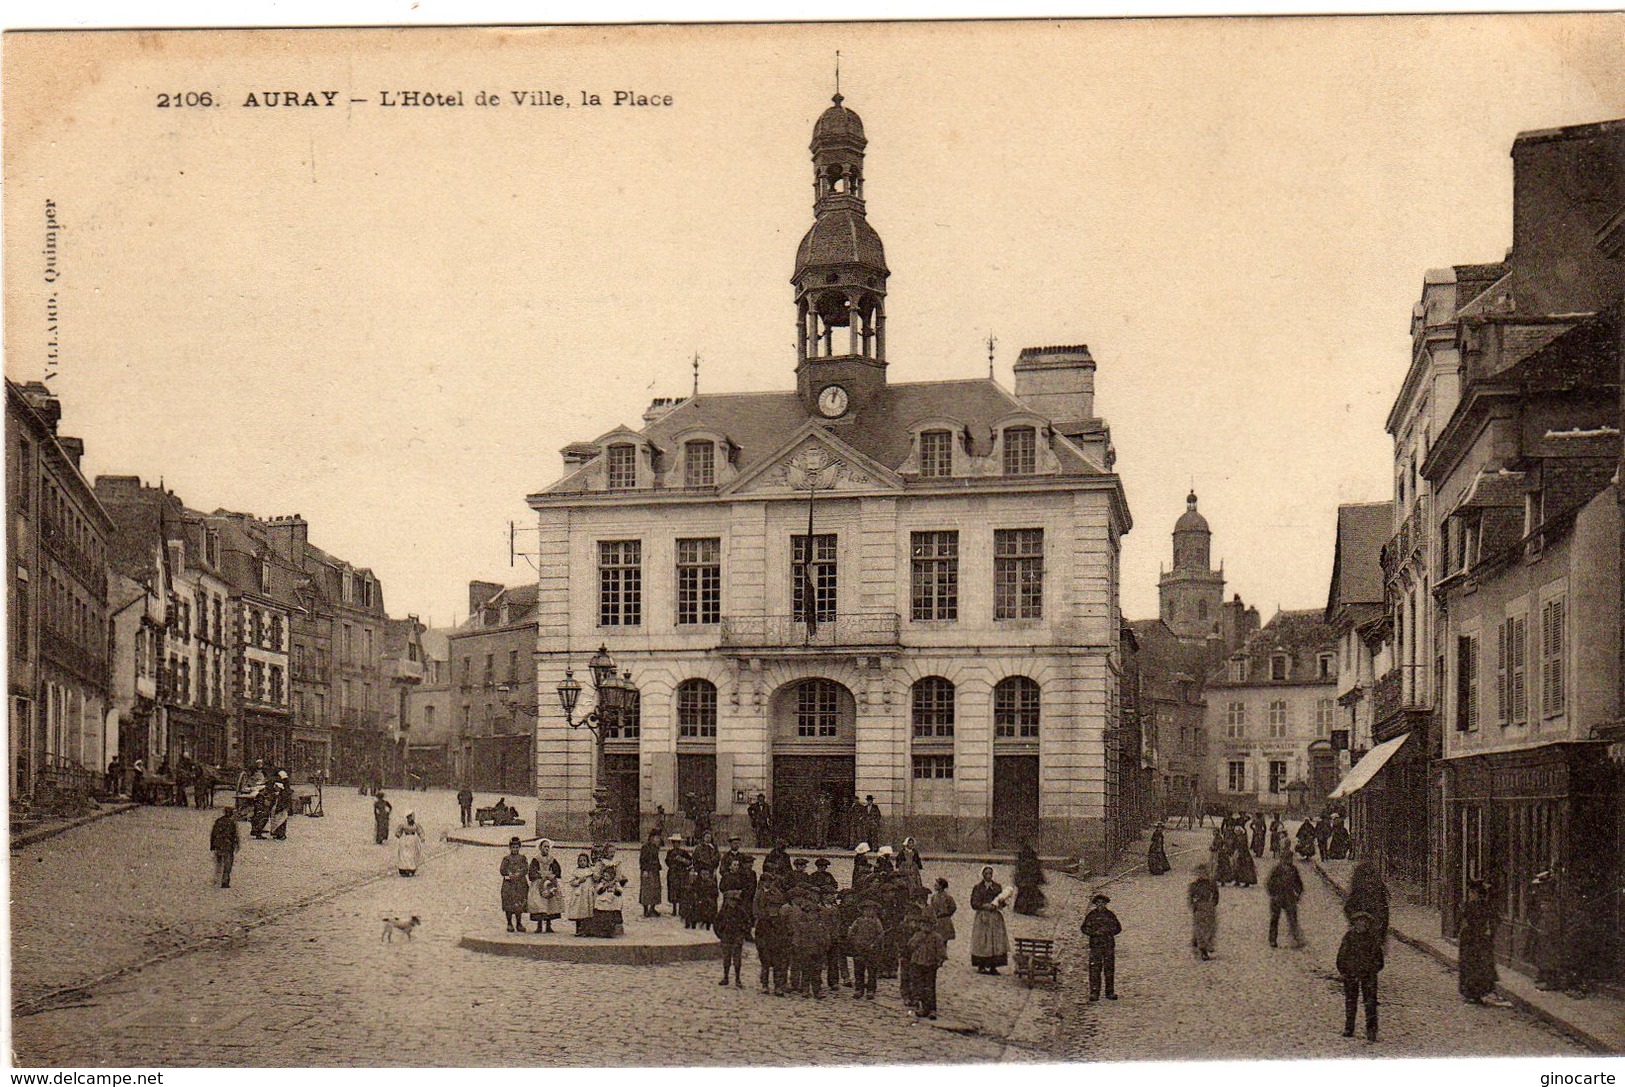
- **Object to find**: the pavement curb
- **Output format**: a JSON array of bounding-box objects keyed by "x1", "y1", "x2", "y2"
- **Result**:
[
  {"x1": 10, "y1": 802, "x2": 140, "y2": 850},
  {"x1": 1309, "y1": 859, "x2": 1618, "y2": 1055}
]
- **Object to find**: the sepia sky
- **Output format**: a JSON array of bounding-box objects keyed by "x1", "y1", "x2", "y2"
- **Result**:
[{"x1": 5, "y1": 18, "x2": 1624, "y2": 628}]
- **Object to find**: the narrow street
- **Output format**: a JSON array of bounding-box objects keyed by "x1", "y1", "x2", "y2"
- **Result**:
[{"x1": 11, "y1": 811, "x2": 1586, "y2": 1065}]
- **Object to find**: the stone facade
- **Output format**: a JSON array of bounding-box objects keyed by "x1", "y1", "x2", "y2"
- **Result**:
[{"x1": 525, "y1": 94, "x2": 1131, "y2": 864}]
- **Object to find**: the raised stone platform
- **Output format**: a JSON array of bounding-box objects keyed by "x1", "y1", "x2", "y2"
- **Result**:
[{"x1": 459, "y1": 922, "x2": 722, "y2": 964}]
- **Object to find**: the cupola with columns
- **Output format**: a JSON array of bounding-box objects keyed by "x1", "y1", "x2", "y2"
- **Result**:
[{"x1": 794, "y1": 93, "x2": 889, "y2": 420}]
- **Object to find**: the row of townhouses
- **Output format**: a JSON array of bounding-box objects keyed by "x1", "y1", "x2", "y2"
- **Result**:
[
  {"x1": 5, "y1": 383, "x2": 429, "y2": 814},
  {"x1": 1329, "y1": 117, "x2": 1624, "y2": 988}
]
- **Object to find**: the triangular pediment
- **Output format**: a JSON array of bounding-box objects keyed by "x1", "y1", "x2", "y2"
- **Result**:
[{"x1": 723, "y1": 421, "x2": 903, "y2": 496}]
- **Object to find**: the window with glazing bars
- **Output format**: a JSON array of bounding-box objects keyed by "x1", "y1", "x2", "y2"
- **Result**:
[
  {"x1": 910, "y1": 531, "x2": 958, "y2": 621},
  {"x1": 918, "y1": 430, "x2": 953, "y2": 478},
  {"x1": 911, "y1": 754, "x2": 954, "y2": 780},
  {"x1": 911, "y1": 676, "x2": 955, "y2": 739},
  {"x1": 994, "y1": 676, "x2": 1040, "y2": 738},
  {"x1": 1268, "y1": 700, "x2": 1289, "y2": 738},
  {"x1": 795, "y1": 679, "x2": 840, "y2": 738},
  {"x1": 994, "y1": 528, "x2": 1044, "y2": 619},
  {"x1": 791, "y1": 534, "x2": 838, "y2": 624},
  {"x1": 605, "y1": 690, "x2": 641, "y2": 741},
  {"x1": 1002, "y1": 426, "x2": 1036, "y2": 475},
  {"x1": 676, "y1": 537, "x2": 721, "y2": 625},
  {"x1": 1225, "y1": 701, "x2": 1246, "y2": 738},
  {"x1": 598, "y1": 540, "x2": 642, "y2": 626},
  {"x1": 677, "y1": 679, "x2": 718, "y2": 738},
  {"x1": 684, "y1": 441, "x2": 715, "y2": 487},
  {"x1": 606, "y1": 443, "x2": 637, "y2": 490}
]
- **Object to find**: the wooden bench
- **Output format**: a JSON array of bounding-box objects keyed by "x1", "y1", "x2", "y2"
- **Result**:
[{"x1": 1012, "y1": 937, "x2": 1059, "y2": 988}]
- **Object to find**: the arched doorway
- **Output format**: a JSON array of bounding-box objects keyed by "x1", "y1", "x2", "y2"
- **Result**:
[{"x1": 769, "y1": 678, "x2": 856, "y2": 848}]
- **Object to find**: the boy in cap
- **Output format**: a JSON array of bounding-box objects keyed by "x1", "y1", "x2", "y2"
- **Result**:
[
  {"x1": 715, "y1": 888, "x2": 750, "y2": 988},
  {"x1": 906, "y1": 905, "x2": 949, "y2": 1019},
  {"x1": 1080, "y1": 892, "x2": 1123, "y2": 1000},
  {"x1": 210, "y1": 804, "x2": 241, "y2": 888},
  {"x1": 847, "y1": 901, "x2": 885, "y2": 999},
  {"x1": 1337, "y1": 910, "x2": 1385, "y2": 1041}
]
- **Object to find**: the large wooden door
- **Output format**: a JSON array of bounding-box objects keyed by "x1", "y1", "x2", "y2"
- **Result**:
[
  {"x1": 772, "y1": 754, "x2": 855, "y2": 848},
  {"x1": 992, "y1": 755, "x2": 1040, "y2": 849},
  {"x1": 603, "y1": 753, "x2": 641, "y2": 842},
  {"x1": 678, "y1": 753, "x2": 717, "y2": 831}
]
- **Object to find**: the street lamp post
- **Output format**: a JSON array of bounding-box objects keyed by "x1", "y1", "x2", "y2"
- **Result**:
[{"x1": 554, "y1": 644, "x2": 636, "y2": 847}]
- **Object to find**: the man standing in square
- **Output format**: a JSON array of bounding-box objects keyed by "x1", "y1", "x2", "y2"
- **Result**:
[{"x1": 210, "y1": 805, "x2": 241, "y2": 888}]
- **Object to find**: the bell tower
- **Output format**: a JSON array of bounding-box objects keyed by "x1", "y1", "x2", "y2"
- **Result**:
[
  {"x1": 1159, "y1": 491, "x2": 1227, "y2": 643},
  {"x1": 793, "y1": 93, "x2": 889, "y2": 419}
]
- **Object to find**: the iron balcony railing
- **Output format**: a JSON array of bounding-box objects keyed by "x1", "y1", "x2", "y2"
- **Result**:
[
  {"x1": 719, "y1": 612, "x2": 900, "y2": 649},
  {"x1": 1380, "y1": 496, "x2": 1429, "y2": 583},
  {"x1": 1374, "y1": 663, "x2": 1431, "y2": 728}
]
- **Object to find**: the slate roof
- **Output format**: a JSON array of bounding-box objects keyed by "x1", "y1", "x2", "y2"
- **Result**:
[
  {"x1": 1325, "y1": 501, "x2": 1391, "y2": 614},
  {"x1": 1497, "y1": 307, "x2": 1619, "y2": 391},
  {"x1": 1209, "y1": 608, "x2": 1337, "y2": 687},
  {"x1": 796, "y1": 208, "x2": 887, "y2": 275},
  {"x1": 546, "y1": 376, "x2": 1107, "y2": 494}
]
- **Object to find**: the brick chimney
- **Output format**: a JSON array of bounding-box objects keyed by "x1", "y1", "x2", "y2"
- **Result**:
[
  {"x1": 58, "y1": 436, "x2": 85, "y2": 469},
  {"x1": 20, "y1": 382, "x2": 62, "y2": 433},
  {"x1": 263, "y1": 515, "x2": 309, "y2": 564},
  {"x1": 1013, "y1": 345, "x2": 1095, "y2": 429},
  {"x1": 469, "y1": 580, "x2": 503, "y2": 617}
]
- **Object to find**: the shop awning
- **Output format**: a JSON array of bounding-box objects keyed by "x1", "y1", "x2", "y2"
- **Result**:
[{"x1": 1329, "y1": 732, "x2": 1410, "y2": 799}]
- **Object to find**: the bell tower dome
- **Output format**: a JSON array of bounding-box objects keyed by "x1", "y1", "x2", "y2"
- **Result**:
[
  {"x1": 1159, "y1": 490, "x2": 1226, "y2": 644},
  {"x1": 793, "y1": 93, "x2": 889, "y2": 418}
]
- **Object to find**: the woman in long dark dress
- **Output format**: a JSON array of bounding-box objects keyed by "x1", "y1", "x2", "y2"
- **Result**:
[
  {"x1": 1458, "y1": 879, "x2": 1500, "y2": 1003},
  {"x1": 969, "y1": 867, "x2": 1010, "y2": 974},
  {"x1": 500, "y1": 837, "x2": 531, "y2": 932},
  {"x1": 1231, "y1": 826, "x2": 1258, "y2": 887},
  {"x1": 665, "y1": 835, "x2": 690, "y2": 921},
  {"x1": 1188, "y1": 862, "x2": 1220, "y2": 959},
  {"x1": 528, "y1": 839, "x2": 564, "y2": 933},
  {"x1": 1211, "y1": 827, "x2": 1234, "y2": 885},
  {"x1": 1147, "y1": 822, "x2": 1171, "y2": 875},
  {"x1": 1013, "y1": 842, "x2": 1047, "y2": 914},
  {"x1": 1250, "y1": 813, "x2": 1268, "y2": 858},
  {"x1": 688, "y1": 862, "x2": 719, "y2": 931}
]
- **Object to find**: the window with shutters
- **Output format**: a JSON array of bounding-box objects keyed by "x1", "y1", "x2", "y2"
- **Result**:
[
  {"x1": 1506, "y1": 614, "x2": 1528, "y2": 724},
  {"x1": 1268, "y1": 700, "x2": 1289, "y2": 738},
  {"x1": 1268, "y1": 760, "x2": 1288, "y2": 794},
  {"x1": 1227, "y1": 760, "x2": 1246, "y2": 793},
  {"x1": 994, "y1": 676, "x2": 1041, "y2": 739},
  {"x1": 791, "y1": 534, "x2": 837, "y2": 624},
  {"x1": 676, "y1": 537, "x2": 721, "y2": 625},
  {"x1": 911, "y1": 677, "x2": 955, "y2": 740},
  {"x1": 994, "y1": 528, "x2": 1044, "y2": 619},
  {"x1": 910, "y1": 531, "x2": 958, "y2": 621},
  {"x1": 919, "y1": 430, "x2": 953, "y2": 478},
  {"x1": 597, "y1": 540, "x2": 642, "y2": 626},
  {"x1": 1541, "y1": 597, "x2": 1565, "y2": 718},
  {"x1": 606, "y1": 443, "x2": 637, "y2": 490},
  {"x1": 1456, "y1": 635, "x2": 1479, "y2": 732},
  {"x1": 677, "y1": 678, "x2": 718, "y2": 738}
]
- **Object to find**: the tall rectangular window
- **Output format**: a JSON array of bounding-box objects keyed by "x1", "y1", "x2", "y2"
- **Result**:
[
  {"x1": 1541, "y1": 597, "x2": 1565, "y2": 717},
  {"x1": 14, "y1": 581, "x2": 27, "y2": 660},
  {"x1": 994, "y1": 528, "x2": 1044, "y2": 619},
  {"x1": 1003, "y1": 426, "x2": 1036, "y2": 475},
  {"x1": 598, "y1": 540, "x2": 642, "y2": 626},
  {"x1": 1268, "y1": 760, "x2": 1288, "y2": 795},
  {"x1": 676, "y1": 537, "x2": 722, "y2": 625},
  {"x1": 1316, "y1": 697, "x2": 1335, "y2": 736},
  {"x1": 1456, "y1": 635, "x2": 1479, "y2": 732},
  {"x1": 606, "y1": 444, "x2": 637, "y2": 490},
  {"x1": 919, "y1": 430, "x2": 953, "y2": 478},
  {"x1": 910, "y1": 531, "x2": 959, "y2": 621},
  {"x1": 677, "y1": 680, "x2": 718, "y2": 738},
  {"x1": 684, "y1": 441, "x2": 715, "y2": 487},
  {"x1": 270, "y1": 666, "x2": 285, "y2": 704},
  {"x1": 1507, "y1": 615, "x2": 1528, "y2": 724},
  {"x1": 1225, "y1": 701, "x2": 1246, "y2": 739},
  {"x1": 1268, "y1": 700, "x2": 1288, "y2": 738},
  {"x1": 791, "y1": 534, "x2": 838, "y2": 624},
  {"x1": 508, "y1": 650, "x2": 519, "y2": 682},
  {"x1": 1227, "y1": 760, "x2": 1246, "y2": 793}
]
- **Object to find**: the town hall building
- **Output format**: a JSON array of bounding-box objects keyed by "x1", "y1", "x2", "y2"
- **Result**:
[{"x1": 527, "y1": 94, "x2": 1133, "y2": 861}]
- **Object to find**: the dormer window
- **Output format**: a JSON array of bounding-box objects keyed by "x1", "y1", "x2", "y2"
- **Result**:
[
  {"x1": 919, "y1": 430, "x2": 953, "y2": 478},
  {"x1": 1003, "y1": 426, "x2": 1037, "y2": 476},
  {"x1": 606, "y1": 444, "x2": 637, "y2": 491},
  {"x1": 1270, "y1": 654, "x2": 1290, "y2": 682},
  {"x1": 684, "y1": 440, "x2": 715, "y2": 487},
  {"x1": 1318, "y1": 653, "x2": 1335, "y2": 681},
  {"x1": 1229, "y1": 657, "x2": 1248, "y2": 683}
]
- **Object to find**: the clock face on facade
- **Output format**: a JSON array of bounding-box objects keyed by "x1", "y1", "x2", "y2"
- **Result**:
[{"x1": 817, "y1": 384, "x2": 849, "y2": 417}]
